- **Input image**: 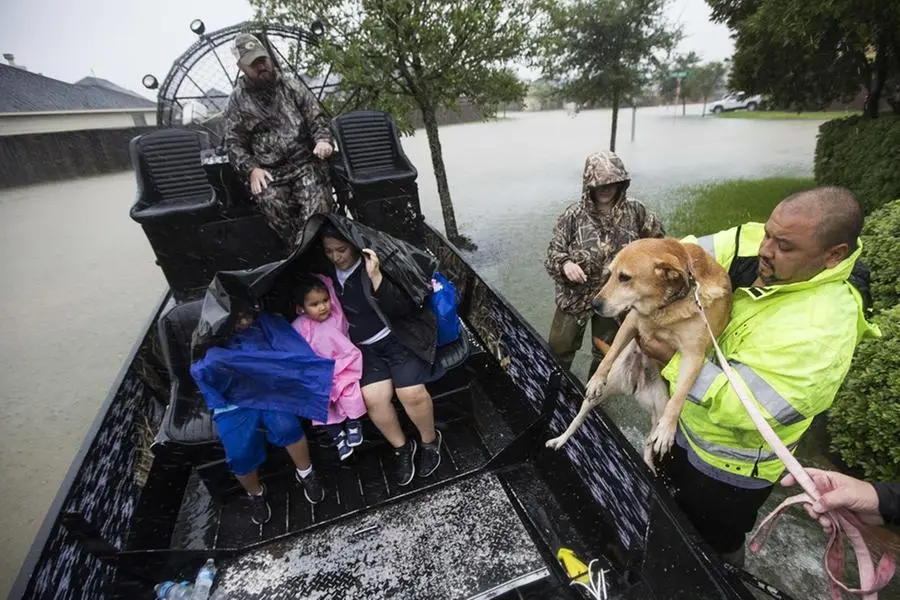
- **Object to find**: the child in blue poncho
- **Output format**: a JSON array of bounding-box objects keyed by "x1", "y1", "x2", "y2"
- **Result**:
[{"x1": 191, "y1": 309, "x2": 336, "y2": 526}]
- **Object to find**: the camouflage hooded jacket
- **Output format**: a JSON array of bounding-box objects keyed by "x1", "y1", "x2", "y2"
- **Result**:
[
  {"x1": 544, "y1": 151, "x2": 665, "y2": 317},
  {"x1": 223, "y1": 72, "x2": 333, "y2": 182}
]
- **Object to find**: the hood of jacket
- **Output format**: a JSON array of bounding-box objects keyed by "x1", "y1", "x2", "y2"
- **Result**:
[{"x1": 581, "y1": 151, "x2": 631, "y2": 219}]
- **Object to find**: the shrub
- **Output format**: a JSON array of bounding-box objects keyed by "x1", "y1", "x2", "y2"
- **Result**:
[
  {"x1": 814, "y1": 115, "x2": 900, "y2": 214},
  {"x1": 667, "y1": 177, "x2": 815, "y2": 238},
  {"x1": 860, "y1": 199, "x2": 900, "y2": 312},
  {"x1": 828, "y1": 305, "x2": 900, "y2": 481}
]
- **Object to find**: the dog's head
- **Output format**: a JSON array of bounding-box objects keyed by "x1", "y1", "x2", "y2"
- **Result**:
[{"x1": 592, "y1": 238, "x2": 691, "y2": 317}]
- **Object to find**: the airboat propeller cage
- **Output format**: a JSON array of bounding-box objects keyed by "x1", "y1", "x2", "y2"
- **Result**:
[{"x1": 151, "y1": 21, "x2": 339, "y2": 139}]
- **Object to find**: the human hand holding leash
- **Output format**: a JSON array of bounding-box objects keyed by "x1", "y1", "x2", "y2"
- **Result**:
[
  {"x1": 249, "y1": 168, "x2": 273, "y2": 195},
  {"x1": 781, "y1": 469, "x2": 884, "y2": 532},
  {"x1": 563, "y1": 261, "x2": 587, "y2": 284}
]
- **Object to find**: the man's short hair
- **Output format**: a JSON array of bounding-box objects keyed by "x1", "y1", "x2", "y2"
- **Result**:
[{"x1": 780, "y1": 186, "x2": 863, "y2": 252}]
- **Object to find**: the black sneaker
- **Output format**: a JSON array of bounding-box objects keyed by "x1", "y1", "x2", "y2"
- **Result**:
[
  {"x1": 393, "y1": 439, "x2": 417, "y2": 486},
  {"x1": 247, "y1": 484, "x2": 271, "y2": 525},
  {"x1": 417, "y1": 430, "x2": 443, "y2": 478},
  {"x1": 295, "y1": 469, "x2": 325, "y2": 504}
]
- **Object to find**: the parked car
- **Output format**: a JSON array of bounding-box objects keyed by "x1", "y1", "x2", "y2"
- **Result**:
[{"x1": 710, "y1": 91, "x2": 763, "y2": 113}]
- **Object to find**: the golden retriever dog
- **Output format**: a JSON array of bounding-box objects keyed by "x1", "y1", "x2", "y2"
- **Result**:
[{"x1": 546, "y1": 237, "x2": 732, "y2": 469}]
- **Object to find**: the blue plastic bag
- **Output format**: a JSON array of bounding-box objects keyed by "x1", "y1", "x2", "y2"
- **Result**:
[{"x1": 430, "y1": 272, "x2": 460, "y2": 346}]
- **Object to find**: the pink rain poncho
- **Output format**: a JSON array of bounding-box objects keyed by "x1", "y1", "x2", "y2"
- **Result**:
[{"x1": 291, "y1": 274, "x2": 367, "y2": 425}]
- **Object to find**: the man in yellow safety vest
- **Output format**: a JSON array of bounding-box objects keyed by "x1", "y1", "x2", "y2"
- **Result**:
[{"x1": 639, "y1": 186, "x2": 880, "y2": 565}]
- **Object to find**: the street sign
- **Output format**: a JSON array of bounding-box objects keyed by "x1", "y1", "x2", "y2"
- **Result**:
[{"x1": 672, "y1": 70, "x2": 690, "y2": 78}]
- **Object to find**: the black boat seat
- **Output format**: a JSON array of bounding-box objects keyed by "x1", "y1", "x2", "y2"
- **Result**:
[
  {"x1": 331, "y1": 110, "x2": 418, "y2": 186},
  {"x1": 435, "y1": 324, "x2": 470, "y2": 373},
  {"x1": 154, "y1": 300, "x2": 218, "y2": 449},
  {"x1": 129, "y1": 128, "x2": 220, "y2": 224}
]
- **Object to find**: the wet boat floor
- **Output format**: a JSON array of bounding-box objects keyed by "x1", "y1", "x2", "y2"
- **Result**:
[
  {"x1": 214, "y1": 418, "x2": 489, "y2": 549},
  {"x1": 158, "y1": 356, "x2": 606, "y2": 599},
  {"x1": 214, "y1": 473, "x2": 551, "y2": 600}
]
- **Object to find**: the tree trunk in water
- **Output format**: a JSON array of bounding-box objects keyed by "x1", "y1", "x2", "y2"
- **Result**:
[
  {"x1": 865, "y1": 38, "x2": 888, "y2": 118},
  {"x1": 609, "y1": 91, "x2": 620, "y2": 152},
  {"x1": 420, "y1": 104, "x2": 475, "y2": 250}
]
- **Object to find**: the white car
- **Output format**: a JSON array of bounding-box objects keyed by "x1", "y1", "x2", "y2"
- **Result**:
[{"x1": 710, "y1": 92, "x2": 763, "y2": 113}]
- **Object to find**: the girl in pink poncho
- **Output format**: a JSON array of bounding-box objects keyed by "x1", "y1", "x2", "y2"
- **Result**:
[{"x1": 292, "y1": 274, "x2": 367, "y2": 460}]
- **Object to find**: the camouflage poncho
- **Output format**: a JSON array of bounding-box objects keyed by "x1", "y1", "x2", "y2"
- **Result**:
[
  {"x1": 544, "y1": 151, "x2": 665, "y2": 317},
  {"x1": 223, "y1": 72, "x2": 333, "y2": 183}
]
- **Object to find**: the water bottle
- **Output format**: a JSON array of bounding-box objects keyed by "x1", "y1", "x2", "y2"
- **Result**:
[
  {"x1": 192, "y1": 559, "x2": 217, "y2": 600},
  {"x1": 155, "y1": 581, "x2": 193, "y2": 600}
]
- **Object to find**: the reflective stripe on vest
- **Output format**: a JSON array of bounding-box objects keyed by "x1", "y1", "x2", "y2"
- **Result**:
[
  {"x1": 695, "y1": 234, "x2": 716, "y2": 257},
  {"x1": 685, "y1": 358, "x2": 805, "y2": 426},
  {"x1": 731, "y1": 362, "x2": 805, "y2": 426},
  {"x1": 687, "y1": 360, "x2": 722, "y2": 404},
  {"x1": 680, "y1": 419, "x2": 799, "y2": 463}
]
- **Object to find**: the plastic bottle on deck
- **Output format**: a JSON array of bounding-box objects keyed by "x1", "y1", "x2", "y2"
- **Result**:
[
  {"x1": 155, "y1": 581, "x2": 193, "y2": 600},
  {"x1": 192, "y1": 559, "x2": 217, "y2": 600}
]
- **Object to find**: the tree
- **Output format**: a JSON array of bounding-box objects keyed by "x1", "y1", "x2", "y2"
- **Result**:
[
  {"x1": 251, "y1": 0, "x2": 541, "y2": 249},
  {"x1": 658, "y1": 51, "x2": 701, "y2": 114},
  {"x1": 706, "y1": 0, "x2": 900, "y2": 117},
  {"x1": 691, "y1": 61, "x2": 727, "y2": 116},
  {"x1": 538, "y1": 0, "x2": 681, "y2": 151}
]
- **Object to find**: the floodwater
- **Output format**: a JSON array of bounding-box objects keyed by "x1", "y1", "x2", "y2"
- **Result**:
[{"x1": 2, "y1": 105, "x2": 890, "y2": 599}]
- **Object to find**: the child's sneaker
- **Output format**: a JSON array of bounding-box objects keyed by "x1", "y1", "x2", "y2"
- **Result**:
[
  {"x1": 393, "y1": 439, "x2": 417, "y2": 486},
  {"x1": 246, "y1": 483, "x2": 271, "y2": 525},
  {"x1": 335, "y1": 430, "x2": 354, "y2": 461},
  {"x1": 346, "y1": 420, "x2": 364, "y2": 448},
  {"x1": 295, "y1": 468, "x2": 325, "y2": 504},
  {"x1": 416, "y1": 430, "x2": 442, "y2": 478}
]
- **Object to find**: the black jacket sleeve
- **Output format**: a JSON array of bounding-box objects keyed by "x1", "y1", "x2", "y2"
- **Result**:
[
  {"x1": 372, "y1": 276, "x2": 415, "y2": 318},
  {"x1": 873, "y1": 482, "x2": 900, "y2": 525}
]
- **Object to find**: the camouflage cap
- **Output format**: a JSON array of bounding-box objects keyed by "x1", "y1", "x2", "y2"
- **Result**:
[{"x1": 231, "y1": 33, "x2": 269, "y2": 68}]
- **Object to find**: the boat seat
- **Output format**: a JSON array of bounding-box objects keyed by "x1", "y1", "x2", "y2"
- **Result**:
[
  {"x1": 435, "y1": 322, "x2": 470, "y2": 373},
  {"x1": 330, "y1": 110, "x2": 424, "y2": 243},
  {"x1": 153, "y1": 300, "x2": 219, "y2": 451},
  {"x1": 129, "y1": 128, "x2": 219, "y2": 224},
  {"x1": 331, "y1": 110, "x2": 418, "y2": 186}
]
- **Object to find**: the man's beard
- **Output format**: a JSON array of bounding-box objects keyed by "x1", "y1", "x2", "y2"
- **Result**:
[
  {"x1": 249, "y1": 70, "x2": 276, "y2": 90},
  {"x1": 759, "y1": 258, "x2": 779, "y2": 285}
]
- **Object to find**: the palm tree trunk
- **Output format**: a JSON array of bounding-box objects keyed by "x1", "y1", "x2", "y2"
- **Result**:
[{"x1": 420, "y1": 104, "x2": 476, "y2": 250}]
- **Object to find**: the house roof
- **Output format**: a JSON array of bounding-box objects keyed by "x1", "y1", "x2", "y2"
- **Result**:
[
  {"x1": 74, "y1": 76, "x2": 149, "y2": 100},
  {"x1": 0, "y1": 64, "x2": 156, "y2": 113}
]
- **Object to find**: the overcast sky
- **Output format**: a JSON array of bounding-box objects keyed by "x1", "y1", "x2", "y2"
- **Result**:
[{"x1": 1, "y1": 0, "x2": 733, "y2": 99}]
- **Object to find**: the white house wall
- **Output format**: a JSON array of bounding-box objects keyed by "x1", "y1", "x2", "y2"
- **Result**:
[{"x1": 0, "y1": 110, "x2": 157, "y2": 136}]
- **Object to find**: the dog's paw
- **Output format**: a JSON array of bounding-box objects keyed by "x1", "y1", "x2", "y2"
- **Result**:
[
  {"x1": 649, "y1": 419, "x2": 677, "y2": 457},
  {"x1": 642, "y1": 442, "x2": 658, "y2": 475},
  {"x1": 545, "y1": 436, "x2": 565, "y2": 451},
  {"x1": 584, "y1": 375, "x2": 607, "y2": 399}
]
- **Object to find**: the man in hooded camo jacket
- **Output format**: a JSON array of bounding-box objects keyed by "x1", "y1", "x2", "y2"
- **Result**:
[
  {"x1": 544, "y1": 151, "x2": 665, "y2": 375},
  {"x1": 224, "y1": 33, "x2": 335, "y2": 248}
]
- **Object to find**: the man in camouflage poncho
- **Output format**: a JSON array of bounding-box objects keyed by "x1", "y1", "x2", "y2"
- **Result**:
[
  {"x1": 544, "y1": 151, "x2": 665, "y2": 375},
  {"x1": 224, "y1": 33, "x2": 335, "y2": 247}
]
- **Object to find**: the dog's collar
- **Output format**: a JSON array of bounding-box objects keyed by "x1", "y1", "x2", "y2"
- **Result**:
[{"x1": 657, "y1": 266, "x2": 698, "y2": 310}]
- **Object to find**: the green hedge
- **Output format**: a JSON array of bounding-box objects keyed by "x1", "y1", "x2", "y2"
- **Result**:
[
  {"x1": 828, "y1": 305, "x2": 900, "y2": 481},
  {"x1": 814, "y1": 115, "x2": 900, "y2": 214},
  {"x1": 860, "y1": 199, "x2": 900, "y2": 312}
]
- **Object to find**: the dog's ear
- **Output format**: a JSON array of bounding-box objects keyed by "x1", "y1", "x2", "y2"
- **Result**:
[{"x1": 654, "y1": 253, "x2": 686, "y2": 282}]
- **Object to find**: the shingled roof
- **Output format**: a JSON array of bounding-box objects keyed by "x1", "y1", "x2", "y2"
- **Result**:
[
  {"x1": 74, "y1": 76, "x2": 149, "y2": 100},
  {"x1": 0, "y1": 64, "x2": 155, "y2": 113}
]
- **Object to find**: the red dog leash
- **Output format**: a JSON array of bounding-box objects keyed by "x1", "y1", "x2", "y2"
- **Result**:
[{"x1": 690, "y1": 283, "x2": 896, "y2": 599}]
